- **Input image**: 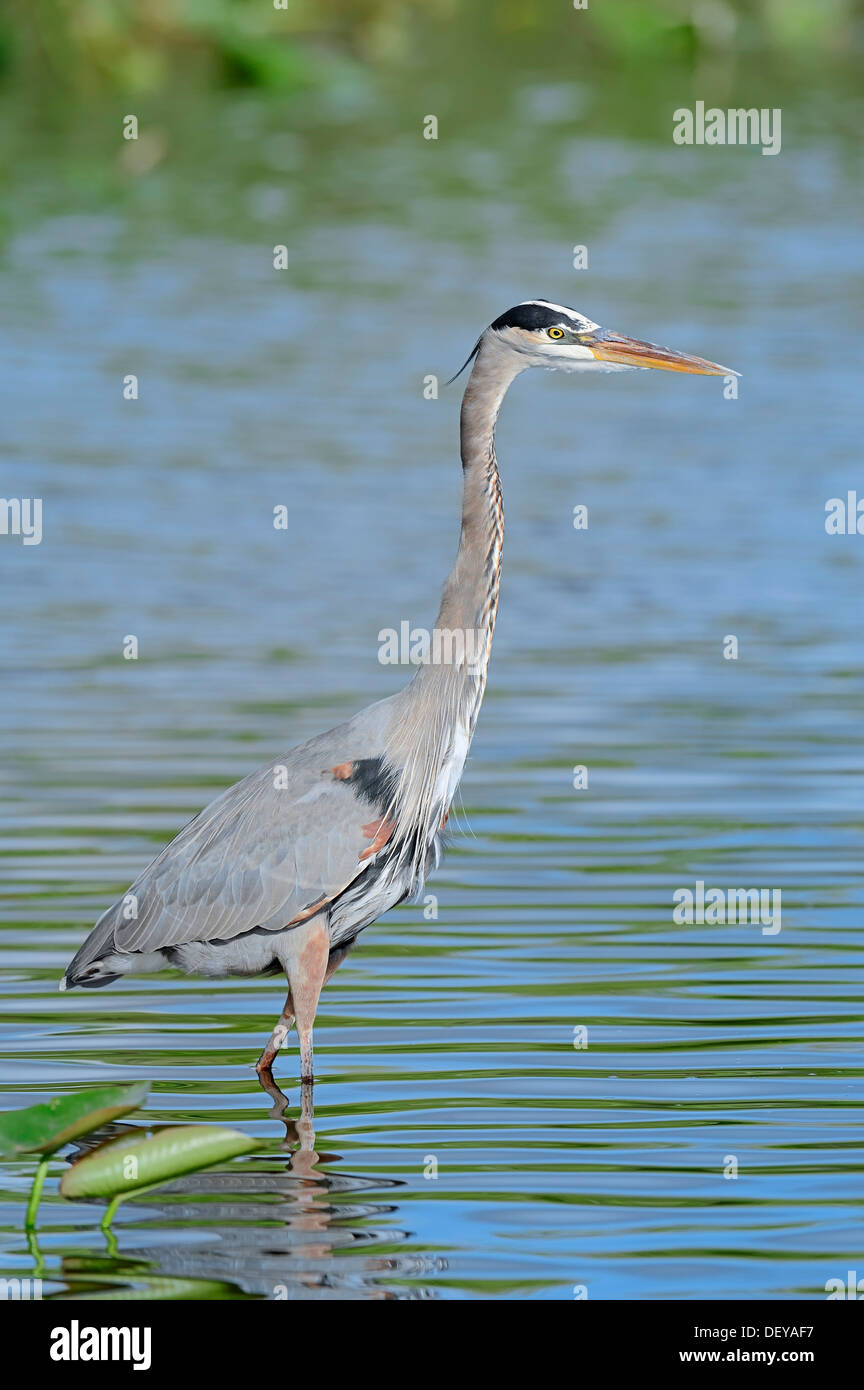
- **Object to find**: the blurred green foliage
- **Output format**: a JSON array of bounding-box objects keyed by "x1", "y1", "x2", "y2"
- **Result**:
[{"x1": 0, "y1": 0, "x2": 861, "y2": 94}]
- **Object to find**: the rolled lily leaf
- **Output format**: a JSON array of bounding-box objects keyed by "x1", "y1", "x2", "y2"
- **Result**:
[
  {"x1": 51, "y1": 1275, "x2": 249, "y2": 1301},
  {"x1": 60, "y1": 1124, "x2": 259, "y2": 1203},
  {"x1": 0, "y1": 1082, "x2": 150, "y2": 1157}
]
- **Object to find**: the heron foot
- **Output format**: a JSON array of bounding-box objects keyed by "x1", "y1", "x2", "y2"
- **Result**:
[{"x1": 255, "y1": 1048, "x2": 280, "y2": 1074}]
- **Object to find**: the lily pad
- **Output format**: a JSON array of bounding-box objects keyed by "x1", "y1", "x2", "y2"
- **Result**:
[
  {"x1": 60, "y1": 1124, "x2": 259, "y2": 1202},
  {"x1": 0, "y1": 1083, "x2": 150, "y2": 1157}
]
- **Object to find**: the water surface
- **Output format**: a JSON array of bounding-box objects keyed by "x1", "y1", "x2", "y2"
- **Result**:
[{"x1": 0, "y1": 62, "x2": 862, "y2": 1299}]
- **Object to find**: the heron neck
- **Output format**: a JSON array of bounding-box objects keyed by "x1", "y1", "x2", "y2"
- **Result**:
[
  {"x1": 382, "y1": 338, "x2": 524, "y2": 888},
  {"x1": 430, "y1": 338, "x2": 526, "y2": 729}
]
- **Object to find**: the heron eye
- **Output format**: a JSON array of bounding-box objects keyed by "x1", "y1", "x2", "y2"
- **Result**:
[{"x1": 547, "y1": 327, "x2": 565, "y2": 339}]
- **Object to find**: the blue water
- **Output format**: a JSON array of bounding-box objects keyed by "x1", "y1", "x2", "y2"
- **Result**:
[{"x1": 0, "y1": 82, "x2": 861, "y2": 1298}]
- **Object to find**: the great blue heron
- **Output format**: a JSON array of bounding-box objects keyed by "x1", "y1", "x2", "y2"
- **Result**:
[{"x1": 63, "y1": 300, "x2": 734, "y2": 1083}]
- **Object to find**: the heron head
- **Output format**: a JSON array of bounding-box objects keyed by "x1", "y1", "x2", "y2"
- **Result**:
[{"x1": 475, "y1": 299, "x2": 736, "y2": 377}]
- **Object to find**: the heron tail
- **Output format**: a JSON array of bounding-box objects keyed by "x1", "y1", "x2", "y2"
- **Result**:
[{"x1": 63, "y1": 903, "x2": 125, "y2": 989}]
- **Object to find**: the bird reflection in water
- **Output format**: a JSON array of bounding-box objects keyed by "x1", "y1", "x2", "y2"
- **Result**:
[{"x1": 53, "y1": 1081, "x2": 444, "y2": 1301}]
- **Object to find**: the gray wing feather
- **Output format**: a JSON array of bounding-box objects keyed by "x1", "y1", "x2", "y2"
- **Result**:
[{"x1": 87, "y1": 697, "x2": 400, "y2": 960}]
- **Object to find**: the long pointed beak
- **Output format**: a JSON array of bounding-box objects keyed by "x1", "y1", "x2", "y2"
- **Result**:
[{"x1": 583, "y1": 329, "x2": 738, "y2": 377}]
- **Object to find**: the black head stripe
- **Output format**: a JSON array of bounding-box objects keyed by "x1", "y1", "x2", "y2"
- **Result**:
[{"x1": 491, "y1": 301, "x2": 570, "y2": 332}]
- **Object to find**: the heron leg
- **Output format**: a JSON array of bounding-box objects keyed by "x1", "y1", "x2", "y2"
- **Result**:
[
  {"x1": 282, "y1": 913, "x2": 330, "y2": 1084},
  {"x1": 256, "y1": 922, "x2": 347, "y2": 1083},
  {"x1": 256, "y1": 993, "x2": 296, "y2": 1075},
  {"x1": 323, "y1": 937, "x2": 354, "y2": 985}
]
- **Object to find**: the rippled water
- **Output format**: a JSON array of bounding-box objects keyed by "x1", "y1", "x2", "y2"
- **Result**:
[{"x1": 1, "y1": 62, "x2": 862, "y2": 1299}]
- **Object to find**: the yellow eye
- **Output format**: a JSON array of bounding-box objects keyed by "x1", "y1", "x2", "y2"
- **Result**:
[{"x1": 547, "y1": 327, "x2": 565, "y2": 339}]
